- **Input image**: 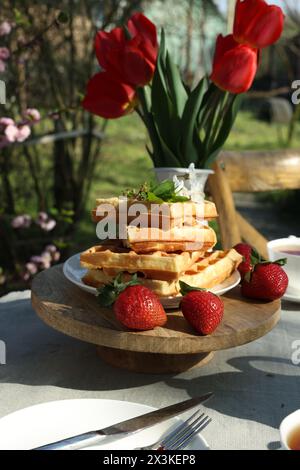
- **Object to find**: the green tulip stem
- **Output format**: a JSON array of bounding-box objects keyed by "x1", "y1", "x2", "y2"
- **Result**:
[
  {"x1": 208, "y1": 91, "x2": 229, "y2": 150},
  {"x1": 200, "y1": 87, "x2": 221, "y2": 131},
  {"x1": 135, "y1": 86, "x2": 162, "y2": 167},
  {"x1": 200, "y1": 89, "x2": 224, "y2": 162}
]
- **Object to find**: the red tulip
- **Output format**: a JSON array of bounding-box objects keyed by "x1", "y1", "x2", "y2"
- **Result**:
[
  {"x1": 95, "y1": 13, "x2": 158, "y2": 87},
  {"x1": 210, "y1": 34, "x2": 258, "y2": 94},
  {"x1": 127, "y1": 12, "x2": 158, "y2": 65},
  {"x1": 82, "y1": 72, "x2": 137, "y2": 119},
  {"x1": 234, "y1": 0, "x2": 284, "y2": 49}
]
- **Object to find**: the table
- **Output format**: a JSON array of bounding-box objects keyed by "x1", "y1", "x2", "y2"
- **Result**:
[{"x1": 0, "y1": 290, "x2": 299, "y2": 450}]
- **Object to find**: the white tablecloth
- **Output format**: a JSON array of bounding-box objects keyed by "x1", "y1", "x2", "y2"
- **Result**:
[{"x1": 0, "y1": 290, "x2": 300, "y2": 450}]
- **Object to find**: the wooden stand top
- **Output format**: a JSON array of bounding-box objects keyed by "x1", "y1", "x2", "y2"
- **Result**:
[{"x1": 31, "y1": 265, "x2": 281, "y2": 355}]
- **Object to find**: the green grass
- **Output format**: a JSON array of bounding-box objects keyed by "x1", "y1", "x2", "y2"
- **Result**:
[
  {"x1": 224, "y1": 111, "x2": 299, "y2": 151},
  {"x1": 90, "y1": 110, "x2": 300, "y2": 200}
]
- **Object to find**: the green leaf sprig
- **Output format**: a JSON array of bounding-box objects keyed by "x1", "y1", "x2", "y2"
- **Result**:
[{"x1": 123, "y1": 179, "x2": 190, "y2": 204}]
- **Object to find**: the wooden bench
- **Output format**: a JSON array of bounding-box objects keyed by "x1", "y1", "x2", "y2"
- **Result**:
[{"x1": 208, "y1": 149, "x2": 300, "y2": 258}]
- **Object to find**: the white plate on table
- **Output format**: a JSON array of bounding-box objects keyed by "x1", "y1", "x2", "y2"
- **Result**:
[
  {"x1": 0, "y1": 399, "x2": 210, "y2": 450},
  {"x1": 283, "y1": 287, "x2": 300, "y2": 304},
  {"x1": 63, "y1": 253, "x2": 241, "y2": 309}
]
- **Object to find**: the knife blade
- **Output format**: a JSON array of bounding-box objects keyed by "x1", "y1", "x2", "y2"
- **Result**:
[{"x1": 35, "y1": 392, "x2": 213, "y2": 450}]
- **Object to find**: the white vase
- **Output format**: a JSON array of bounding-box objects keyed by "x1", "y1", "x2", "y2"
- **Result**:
[{"x1": 154, "y1": 166, "x2": 214, "y2": 202}]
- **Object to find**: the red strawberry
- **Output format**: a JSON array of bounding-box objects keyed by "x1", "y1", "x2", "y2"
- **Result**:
[
  {"x1": 180, "y1": 282, "x2": 224, "y2": 335},
  {"x1": 114, "y1": 285, "x2": 167, "y2": 330},
  {"x1": 97, "y1": 274, "x2": 167, "y2": 330},
  {"x1": 241, "y1": 261, "x2": 288, "y2": 301},
  {"x1": 234, "y1": 243, "x2": 253, "y2": 279}
]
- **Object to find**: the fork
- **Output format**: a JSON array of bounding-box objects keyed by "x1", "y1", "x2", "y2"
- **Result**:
[{"x1": 138, "y1": 409, "x2": 211, "y2": 450}]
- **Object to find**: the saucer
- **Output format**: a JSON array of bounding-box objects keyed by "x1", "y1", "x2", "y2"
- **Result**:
[
  {"x1": 283, "y1": 288, "x2": 300, "y2": 304},
  {"x1": 282, "y1": 291, "x2": 300, "y2": 304}
]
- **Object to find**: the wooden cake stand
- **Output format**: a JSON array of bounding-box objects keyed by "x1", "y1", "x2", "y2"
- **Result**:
[{"x1": 31, "y1": 265, "x2": 281, "y2": 374}]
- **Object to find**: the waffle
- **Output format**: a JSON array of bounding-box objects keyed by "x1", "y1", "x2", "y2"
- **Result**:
[
  {"x1": 82, "y1": 249, "x2": 243, "y2": 296},
  {"x1": 92, "y1": 198, "x2": 218, "y2": 226},
  {"x1": 124, "y1": 223, "x2": 217, "y2": 253},
  {"x1": 124, "y1": 241, "x2": 216, "y2": 254},
  {"x1": 80, "y1": 242, "x2": 207, "y2": 280}
]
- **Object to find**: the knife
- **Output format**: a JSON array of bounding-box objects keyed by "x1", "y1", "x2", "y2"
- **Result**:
[{"x1": 35, "y1": 392, "x2": 213, "y2": 450}]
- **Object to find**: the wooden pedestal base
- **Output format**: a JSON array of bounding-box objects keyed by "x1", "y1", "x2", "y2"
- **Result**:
[
  {"x1": 96, "y1": 346, "x2": 214, "y2": 374},
  {"x1": 31, "y1": 265, "x2": 281, "y2": 376}
]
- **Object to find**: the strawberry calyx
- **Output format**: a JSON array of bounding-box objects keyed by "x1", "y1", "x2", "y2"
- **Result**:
[
  {"x1": 244, "y1": 256, "x2": 287, "y2": 283},
  {"x1": 179, "y1": 281, "x2": 206, "y2": 296},
  {"x1": 97, "y1": 273, "x2": 141, "y2": 307},
  {"x1": 249, "y1": 247, "x2": 264, "y2": 266}
]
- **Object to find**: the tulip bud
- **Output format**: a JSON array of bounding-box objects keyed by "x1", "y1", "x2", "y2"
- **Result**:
[
  {"x1": 210, "y1": 35, "x2": 258, "y2": 94},
  {"x1": 233, "y1": 0, "x2": 284, "y2": 49},
  {"x1": 82, "y1": 72, "x2": 137, "y2": 119}
]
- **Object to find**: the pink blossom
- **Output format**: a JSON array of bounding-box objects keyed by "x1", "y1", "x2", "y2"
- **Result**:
[
  {"x1": 22, "y1": 215, "x2": 32, "y2": 228},
  {"x1": 36, "y1": 213, "x2": 56, "y2": 231},
  {"x1": 0, "y1": 117, "x2": 14, "y2": 127},
  {"x1": 45, "y1": 245, "x2": 57, "y2": 254},
  {"x1": 4, "y1": 124, "x2": 31, "y2": 143},
  {"x1": 0, "y1": 60, "x2": 6, "y2": 72},
  {"x1": 41, "y1": 251, "x2": 52, "y2": 262},
  {"x1": 40, "y1": 258, "x2": 51, "y2": 269},
  {"x1": 25, "y1": 262, "x2": 38, "y2": 275},
  {"x1": 40, "y1": 219, "x2": 56, "y2": 232},
  {"x1": 0, "y1": 22, "x2": 12, "y2": 36},
  {"x1": 45, "y1": 244, "x2": 60, "y2": 262},
  {"x1": 22, "y1": 272, "x2": 31, "y2": 282},
  {"x1": 24, "y1": 108, "x2": 41, "y2": 122},
  {"x1": 11, "y1": 215, "x2": 25, "y2": 228},
  {"x1": 30, "y1": 256, "x2": 43, "y2": 265},
  {"x1": 5, "y1": 124, "x2": 19, "y2": 142},
  {"x1": 37, "y1": 212, "x2": 48, "y2": 222},
  {"x1": 16, "y1": 125, "x2": 31, "y2": 142},
  {"x1": 11, "y1": 214, "x2": 32, "y2": 229},
  {"x1": 52, "y1": 251, "x2": 61, "y2": 262},
  {"x1": 0, "y1": 47, "x2": 10, "y2": 60}
]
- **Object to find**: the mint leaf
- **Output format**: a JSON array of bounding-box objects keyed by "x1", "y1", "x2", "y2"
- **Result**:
[
  {"x1": 168, "y1": 195, "x2": 190, "y2": 202},
  {"x1": 152, "y1": 180, "x2": 174, "y2": 198},
  {"x1": 147, "y1": 192, "x2": 164, "y2": 203},
  {"x1": 122, "y1": 180, "x2": 190, "y2": 204}
]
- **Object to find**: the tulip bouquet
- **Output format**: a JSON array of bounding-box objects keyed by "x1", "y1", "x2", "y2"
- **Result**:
[{"x1": 83, "y1": 0, "x2": 284, "y2": 169}]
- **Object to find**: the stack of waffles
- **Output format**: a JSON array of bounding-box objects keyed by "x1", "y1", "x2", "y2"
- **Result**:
[{"x1": 80, "y1": 197, "x2": 242, "y2": 299}]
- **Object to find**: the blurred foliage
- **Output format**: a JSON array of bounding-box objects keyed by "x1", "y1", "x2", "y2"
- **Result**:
[
  {"x1": 0, "y1": 0, "x2": 143, "y2": 220},
  {"x1": 0, "y1": 0, "x2": 143, "y2": 292}
]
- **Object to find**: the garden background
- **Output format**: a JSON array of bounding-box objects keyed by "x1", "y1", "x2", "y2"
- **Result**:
[{"x1": 1, "y1": 0, "x2": 300, "y2": 294}]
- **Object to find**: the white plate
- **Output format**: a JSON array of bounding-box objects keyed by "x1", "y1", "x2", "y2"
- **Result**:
[
  {"x1": 283, "y1": 288, "x2": 300, "y2": 304},
  {"x1": 63, "y1": 253, "x2": 241, "y2": 309},
  {"x1": 0, "y1": 399, "x2": 210, "y2": 450}
]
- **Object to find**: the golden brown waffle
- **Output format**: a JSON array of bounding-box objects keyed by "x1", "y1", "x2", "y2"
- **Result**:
[
  {"x1": 91, "y1": 198, "x2": 218, "y2": 225},
  {"x1": 124, "y1": 241, "x2": 215, "y2": 254},
  {"x1": 124, "y1": 223, "x2": 217, "y2": 253},
  {"x1": 125, "y1": 223, "x2": 217, "y2": 243},
  {"x1": 82, "y1": 249, "x2": 243, "y2": 296},
  {"x1": 80, "y1": 242, "x2": 207, "y2": 280}
]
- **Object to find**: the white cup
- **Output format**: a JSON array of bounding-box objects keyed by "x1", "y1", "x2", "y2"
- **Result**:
[
  {"x1": 267, "y1": 236, "x2": 300, "y2": 295},
  {"x1": 280, "y1": 410, "x2": 300, "y2": 450}
]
